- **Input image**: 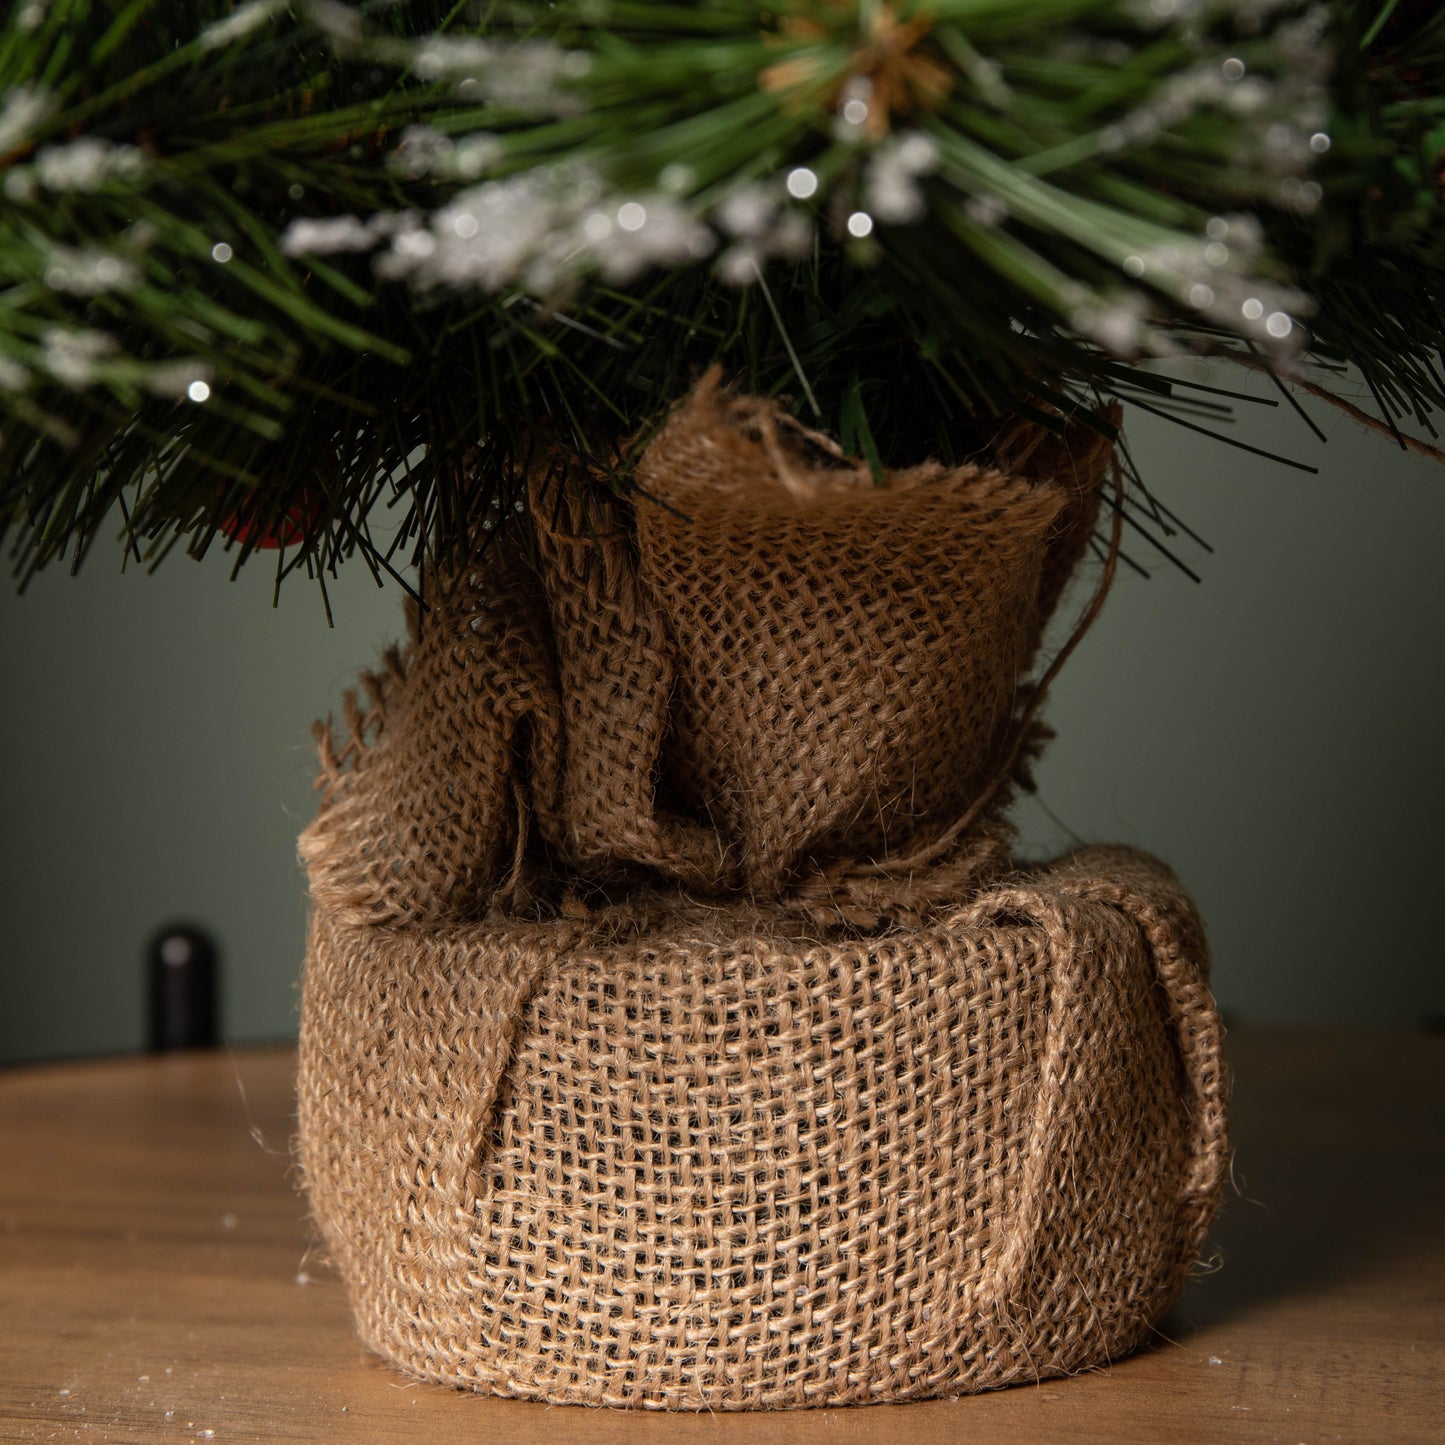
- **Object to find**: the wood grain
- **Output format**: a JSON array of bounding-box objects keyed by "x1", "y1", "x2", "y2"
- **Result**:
[{"x1": 1, "y1": 1030, "x2": 1440, "y2": 1443}]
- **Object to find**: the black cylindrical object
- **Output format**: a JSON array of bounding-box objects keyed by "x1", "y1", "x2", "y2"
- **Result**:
[{"x1": 147, "y1": 925, "x2": 220, "y2": 1052}]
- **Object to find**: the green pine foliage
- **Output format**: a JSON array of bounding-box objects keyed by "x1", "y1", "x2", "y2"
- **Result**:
[
  {"x1": 1292, "y1": 2, "x2": 1445, "y2": 427},
  {"x1": 0, "y1": 0, "x2": 1440, "y2": 594}
]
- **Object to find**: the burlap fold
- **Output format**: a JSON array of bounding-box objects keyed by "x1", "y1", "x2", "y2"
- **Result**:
[
  {"x1": 632, "y1": 373, "x2": 1111, "y2": 894},
  {"x1": 527, "y1": 462, "x2": 732, "y2": 892},
  {"x1": 298, "y1": 531, "x2": 564, "y2": 926},
  {"x1": 297, "y1": 378, "x2": 1224, "y2": 1408}
]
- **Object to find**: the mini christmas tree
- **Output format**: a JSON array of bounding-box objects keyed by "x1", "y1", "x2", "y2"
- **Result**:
[{"x1": 2, "y1": 0, "x2": 1441, "y2": 1411}]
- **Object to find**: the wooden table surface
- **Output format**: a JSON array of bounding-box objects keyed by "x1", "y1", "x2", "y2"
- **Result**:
[{"x1": 1, "y1": 1029, "x2": 1440, "y2": 1444}]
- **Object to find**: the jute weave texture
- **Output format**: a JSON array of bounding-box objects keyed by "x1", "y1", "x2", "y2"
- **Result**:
[
  {"x1": 299, "y1": 853, "x2": 1225, "y2": 1409},
  {"x1": 297, "y1": 377, "x2": 1226, "y2": 1408}
]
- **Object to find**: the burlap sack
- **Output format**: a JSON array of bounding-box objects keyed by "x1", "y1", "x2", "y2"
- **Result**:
[{"x1": 297, "y1": 380, "x2": 1225, "y2": 1408}]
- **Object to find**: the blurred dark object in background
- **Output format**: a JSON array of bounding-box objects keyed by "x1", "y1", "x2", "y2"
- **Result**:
[{"x1": 147, "y1": 925, "x2": 220, "y2": 1053}]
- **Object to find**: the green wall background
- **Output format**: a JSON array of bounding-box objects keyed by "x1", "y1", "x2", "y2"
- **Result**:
[{"x1": 2, "y1": 366, "x2": 1442, "y2": 1063}]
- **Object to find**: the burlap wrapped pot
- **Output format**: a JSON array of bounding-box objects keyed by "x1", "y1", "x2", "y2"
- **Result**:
[{"x1": 296, "y1": 378, "x2": 1227, "y2": 1409}]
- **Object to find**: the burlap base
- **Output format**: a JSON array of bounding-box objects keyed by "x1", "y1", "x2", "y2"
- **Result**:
[
  {"x1": 297, "y1": 846, "x2": 1226, "y2": 1410},
  {"x1": 297, "y1": 376, "x2": 1222, "y2": 1406}
]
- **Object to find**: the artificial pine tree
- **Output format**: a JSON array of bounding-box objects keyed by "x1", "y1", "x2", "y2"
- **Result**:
[
  {"x1": 2, "y1": 1, "x2": 1440, "y2": 592},
  {"x1": 2, "y1": 0, "x2": 1441, "y2": 1409}
]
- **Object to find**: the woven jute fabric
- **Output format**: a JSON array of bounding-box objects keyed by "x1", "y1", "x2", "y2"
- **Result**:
[
  {"x1": 297, "y1": 376, "x2": 1224, "y2": 1408},
  {"x1": 301, "y1": 375, "x2": 1116, "y2": 922},
  {"x1": 298, "y1": 849, "x2": 1226, "y2": 1409}
]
